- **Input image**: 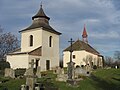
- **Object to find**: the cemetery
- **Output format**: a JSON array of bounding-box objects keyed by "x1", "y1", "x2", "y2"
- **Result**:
[
  {"x1": 0, "y1": 1, "x2": 120, "y2": 90},
  {"x1": 0, "y1": 48, "x2": 120, "y2": 90},
  {"x1": 0, "y1": 67, "x2": 120, "y2": 90}
]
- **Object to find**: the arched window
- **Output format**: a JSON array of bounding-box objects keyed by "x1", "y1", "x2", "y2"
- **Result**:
[
  {"x1": 49, "y1": 36, "x2": 52, "y2": 47},
  {"x1": 30, "y1": 35, "x2": 33, "y2": 46}
]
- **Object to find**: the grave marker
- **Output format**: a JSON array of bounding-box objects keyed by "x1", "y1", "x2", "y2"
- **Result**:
[
  {"x1": 25, "y1": 59, "x2": 37, "y2": 90},
  {"x1": 4, "y1": 68, "x2": 15, "y2": 78}
]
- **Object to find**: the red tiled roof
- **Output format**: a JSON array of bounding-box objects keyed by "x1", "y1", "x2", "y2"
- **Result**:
[{"x1": 82, "y1": 25, "x2": 88, "y2": 38}]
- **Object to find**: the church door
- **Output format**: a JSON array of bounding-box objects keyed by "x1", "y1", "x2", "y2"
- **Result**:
[
  {"x1": 35, "y1": 59, "x2": 39, "y2": 70},
  {"x1": 46, "y1": 60, "x2": 50, "y2": 70}
]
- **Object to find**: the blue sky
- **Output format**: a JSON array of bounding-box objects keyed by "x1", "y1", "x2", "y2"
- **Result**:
[{"x1": 0, "y1": 0, "x2": 120, "y2": 57}]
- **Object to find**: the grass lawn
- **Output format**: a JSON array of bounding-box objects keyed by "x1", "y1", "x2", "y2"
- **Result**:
[
  {"x1": 55, "y1": 69, "x2": 120, "y2": 90},
  {"x1": 0, "y1": 68, "x2": 120, "y2": 90},
  {"x1": 0, "y1": 77, "x2": 25, "y2": 90}
]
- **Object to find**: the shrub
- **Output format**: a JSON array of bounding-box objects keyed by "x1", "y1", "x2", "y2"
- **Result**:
[
  {"x1": 15, "y1": 68, "x2": 26, "y2": 77},
  {"x1": 0, "y1": 61, "x2": 10, "y2": 70}
]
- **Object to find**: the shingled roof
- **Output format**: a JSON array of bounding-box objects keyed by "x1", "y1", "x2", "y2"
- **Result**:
[
  {"x1": 64, "y1": 39, "x2": 100, "y2": 55},
  {"x1": 32, "y1": 5, "x2": 50, "y2": 20},
  {"x1": 19, "y1": 5, "x2": 61, "y2": 35},
  {"x1": 7, "y1": 46, "x2": 42, "y2": 56},
  {"x1": 19, "y1": 20, "x2": 61, "y2": 35}
]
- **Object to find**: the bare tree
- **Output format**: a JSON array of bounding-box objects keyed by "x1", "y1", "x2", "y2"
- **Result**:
[
  {"x1": 114, "y1": 51, "x2": 120, "y2": 61},
  {"x1": 105, "y1": 56, "x2": 113, "y2": 67},
  {"x1": 0, "y1": 25, "x2": 3, "y2": 33},
  {"x1": 0, "y1": 32, "x2": 19, "y2": 60}
]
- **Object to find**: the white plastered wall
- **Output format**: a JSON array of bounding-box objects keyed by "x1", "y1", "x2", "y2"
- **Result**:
[
  {"x1": 7, "y1": 54, "x2": 29, "y2": 69},
  {"x1": 63, "y1": 50, "x2": 103, "y2": 67},
  {"x1": 42, "y1": 30, "x2": 60, "y2": 70},
  {"x1": 21, "y1": 28, "x2": 42, "y2": 52}
]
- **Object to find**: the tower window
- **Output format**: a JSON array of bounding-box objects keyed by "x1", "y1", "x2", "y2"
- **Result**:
[
  {"x1": 30, "y1": 35, "x2": 33, "y2": 46},
  {"x1": 49, "y1": 36, "x2": 52, "y2": 47}
]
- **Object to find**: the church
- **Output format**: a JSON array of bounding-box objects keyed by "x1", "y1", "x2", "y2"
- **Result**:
[
  {"x1": 63, "y1": 25, "x2": 103, "y2": 68},
  {"x1": 7, "y1": 5, "x2": 61, "y2": 71}
]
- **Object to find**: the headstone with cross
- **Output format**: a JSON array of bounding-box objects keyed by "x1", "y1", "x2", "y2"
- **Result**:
[{"x1": 25, "y1": 59, "x2": 37, "y2": 90}]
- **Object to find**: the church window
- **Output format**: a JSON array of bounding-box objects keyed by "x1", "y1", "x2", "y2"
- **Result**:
[
  {"x1": 49, "y1": 36, "x2": 52, "y2": 47},
  {"x1": 30, "y1": 35, "x2": 33, "y2": 46},
  {"x1": 73, "y1": 55, "x2": 75, "y2": 59}
]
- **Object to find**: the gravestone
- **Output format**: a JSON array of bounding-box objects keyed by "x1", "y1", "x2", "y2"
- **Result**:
[
  {"x1": 56, "y1": 67, "x2": 64, "y2": 74},
  {"x1": 74, "y1": 67, "x2": 88, "y2": 78},
  {"x1": 35, "y1": 87, "x2": 40, "y2": 90},
  {"x1": 61, "y1": 68, "x2": 64, "y2": 74},
  {"x1": 36, "y1": 66, "x2": 41, "y2": 78},
  {"x1": 67, "y1": 61, "x2": 75, "y2": 80},
  {"x1": 54, "y1": 67, "x2": 67, "y2": 82},
  {"x1": 4, "y1": 68, "x2": 15, "y2": 78},
  {"x1": 35, "y1": 83, "x2": 45, "y2": 90},
  {"x1": 56, "y1": 67, "x2": 61, "y2": 74},
  {"x1": 21, "y1": 85, "x2": 29, "y2": 90},
  {"x1": 26, "y1": 77, "x2": 36, "y2": 90},
  {"x1": 25, "y1": 59, "x2": 37, "y2": 90},
  {"x1": 24, "y1": 68, "x2": 34, "y2": 76},
  {"x1": 67, "y1": 61, "x2": 76, "y2": 85},
  {"x1": 34, "y1": 83, "x2": 40, "y2": 90},
  {"x1": 56, "y1": 74, "x2": 67, "y2": 82},
  {"x1": 56, "y1": 67, "x2": 67, "y2": 82}
]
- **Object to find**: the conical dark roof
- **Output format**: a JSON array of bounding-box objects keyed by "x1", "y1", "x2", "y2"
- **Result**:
[
  {"x1": 32, "y1": 5, "x2": 50, "y2": 20},
  {"x1": 64, "y1": 39, "x2": 100, "y2": 55},
  {"x1": 19, "y1": 5, "x2": 61, "y2": 35}
]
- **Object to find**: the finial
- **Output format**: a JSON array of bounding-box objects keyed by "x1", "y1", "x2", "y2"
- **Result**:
[
  {"x1": 84, "y1": 24, "x2": 86, "y2": 27},
  {"x1": 40, "y1": 1, "x2": 42, "y2": 8}
]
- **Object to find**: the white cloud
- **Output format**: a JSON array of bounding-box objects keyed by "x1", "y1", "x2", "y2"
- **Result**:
[{"x1": 90, "y1": 31, "x2": 120, "y2": 39}]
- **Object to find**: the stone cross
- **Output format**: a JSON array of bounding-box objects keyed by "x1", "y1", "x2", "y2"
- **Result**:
[
  {"x1": 68, "y1": 38, "x2": 74, "y2": 62},
  {"x1": 26, "y1": 59, "x2": 37, "y2": 90},
  {"x1": 29, "y1": 59, "x2": 36, "y2": 68},
  {"x1": 67, "y1": 38, "x2": 75, "y2": 80}
]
